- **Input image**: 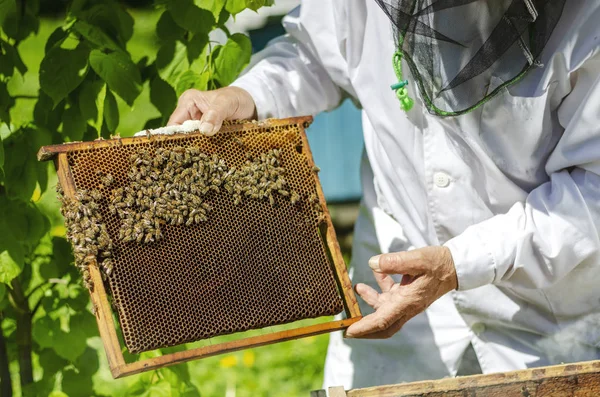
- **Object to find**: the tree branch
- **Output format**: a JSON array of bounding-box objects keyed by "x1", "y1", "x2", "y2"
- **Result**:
[{"x1": 0, "y1": 318, "x2": 13, "y2": 397}]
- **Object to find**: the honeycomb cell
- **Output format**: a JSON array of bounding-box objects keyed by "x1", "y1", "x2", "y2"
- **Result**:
[{"x1": 63, "y1": 121, "x2": 344, "y2": 353}]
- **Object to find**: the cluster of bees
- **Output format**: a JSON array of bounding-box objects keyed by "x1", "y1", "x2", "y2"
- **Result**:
[
  {"x1": 108, "y1": 146, "x2": 302, "y2": 246},
  {"x1": 58, "y1": 144, "x2": 325, "y2": 288},
  {"x1": 58, "y1": 185, "x2": 114, "y2": 290}
]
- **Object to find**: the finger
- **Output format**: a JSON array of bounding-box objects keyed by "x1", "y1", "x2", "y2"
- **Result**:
[
  {"x1": 347, "y1": 316, "x2": 406, "y2": 339},
  {"x1": 345, "y1": 303, "x2": 404, "y2": 338},
  {"x1": 354, "y1": 283, "x2": 381, "y2": 309},
  {"x1": 373, "y1": 271, "x2": 395, "y2": 292},
  {"x1": 198, "y1": 94, "x2": 231, "y2": 136},
  {"x1": 369, "y1": 249, "x2": 429, "y2": 275},
  {"x1": 168, "y1": 102, "x2": 202, "y2": 126}
]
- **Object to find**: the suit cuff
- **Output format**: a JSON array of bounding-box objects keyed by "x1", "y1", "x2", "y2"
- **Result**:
[
  {"x1": 230, "y1": 73, "x2": 280, "y2": 120},
  {"x1": 444, "y1": 226, "x2": 497, "y2": 291}
]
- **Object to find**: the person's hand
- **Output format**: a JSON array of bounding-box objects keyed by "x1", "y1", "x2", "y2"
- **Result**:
[
  {"x1": 168, "y1": 86, "x2": 257, "y2": 136},
  {"x1": 346, "y1": 246, "x2": 458, "y2": 339}
]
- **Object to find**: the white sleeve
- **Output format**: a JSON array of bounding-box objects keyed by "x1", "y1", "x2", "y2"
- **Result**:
[
  {"x1": 230, "y1": 2, "x2": 355, "y2": 120},
  {"x1": 445, "y1": 54, "x2": 600, "y2": 291}
]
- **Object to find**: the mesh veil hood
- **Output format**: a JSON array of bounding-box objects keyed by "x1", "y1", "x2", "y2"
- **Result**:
[{"x1": 374, "y1": 0, "x2": 566, "y2": 116}]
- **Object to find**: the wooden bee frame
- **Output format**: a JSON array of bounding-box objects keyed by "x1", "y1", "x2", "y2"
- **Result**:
[{"x1": 38, "y1": 116, "x2": 362, "y2": 378}]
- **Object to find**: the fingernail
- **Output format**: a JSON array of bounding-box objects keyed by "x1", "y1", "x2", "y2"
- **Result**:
[
  {"x1": 199, "y1": 121, "x2": 214, "y2": 135},
  {"x1": 368, "y1": 255, "x2": 381, "y2": 272}
]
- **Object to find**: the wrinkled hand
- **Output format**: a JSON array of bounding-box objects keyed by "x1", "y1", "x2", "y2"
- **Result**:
[
  {"x1": 346, "y1": 246, "x2": 458, "y2": 339},
  {"x1": 167, "y1": 86, "x2": 257, "y2": 135}
]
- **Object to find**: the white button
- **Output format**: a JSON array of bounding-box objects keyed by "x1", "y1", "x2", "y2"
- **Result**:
[
  {"x1": 472, "y1": 323, "x2": 486, "y2": 335},
  {"x1": 433, "y1": 172, "x2": 450, "y2": 188}
]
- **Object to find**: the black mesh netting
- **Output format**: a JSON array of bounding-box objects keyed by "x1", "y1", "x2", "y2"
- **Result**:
[{"x1": 374, "y1": 0, "x2": 566, "y2": 116}]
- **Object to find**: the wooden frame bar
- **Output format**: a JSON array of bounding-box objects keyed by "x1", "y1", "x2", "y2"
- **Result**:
[
  {"x1": 43, "y1": 117, "x2": 362, "y2": 378},
  {"x1": 314, "y1": 360, "x2": 600, "y2": 396}
]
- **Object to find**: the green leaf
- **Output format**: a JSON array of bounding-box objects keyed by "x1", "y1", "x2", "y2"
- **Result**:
[
  {"x1": 32, "y1": 313, "x2": 89, "y2": 362},
  {"x1": 2, "y1": 134, "x2": 37, "y2": 201},
  {"x1": 2, "y1": 10, "x2": 39, "y2": 41},
  {"x1": 0, "y1": 284, "x2": 5, "y2": 304},
  {"x1": 175, "y1": 70, "x2": 209, "y2": 96},
  {"x1": 0, "y1": 250, "x2": 22, "y2": 284},
  {"x1": 186, "y1": 32, "x2": 208, "y2": 63},
  {"x1": 0, "y1": 0, "x2": 16, "y2": 27},
  {"x1": 214, "y1": 33, "x2": 252, "y2": 86},
  {"x1": 78, "y1": 79, "x2": 103, "y2": 123},
  {"x1": 169, "y1": 0, "x2": 215, "y2": 35},
  {"x1": 156, "y1": 11, "x2": 186, "y2": 41},
  {"x1": 196, "y1": 0, "x2": 224, "y2": 20},
  {"x1": 156, "y1": 41, "x2": 189, "y2": 86},
  {"x1": 95, "y1": 83, "x2": 107, "y2": 134},
  {"x1": 48, "y1": 392, "x2": 68, "y2": 397},
  {"x1": 62, "y1": 104, "x2": 86, "y2": 142},
  {"x1": 150, "y1": 77, "x2": 177, "y2": 118},
  {"x1": 4, "y1": 42, "x2": 27, "y2": 75},
  {"x1": 0, "y1": 212, "x2": 24, "y2": 283},
  {"x1": 1, "y1": 199, "x2": 50, "y2": 252},
  {"x1": 38, "y1": 348, "x2": 69, "y2": 377},
  {"x1": 225, "y1": 0, "x2": 246, "y2": 15},
  {"x1": 0, "y1": 81, "x2": 14, "y2": 125},
  {"x1": 72, "y1": 20, "x2": 122, "y2": 52},
  {"x1": 45, "y1": 27, "x2": 69, "y2": 54},
  {"x1": 39, "y1": 46, "x2": 89, "y2": 106},
  {"x1": 103, "y1": 89, "x2": 119, "y2": 132},
  {"x1": 89, "y1": 50, "x2": 142, "y2": 106},
  {"x1": 75, "y1": 4, "x2": 134, "y2": 46},
  {"x1": 0, "y1": 134, "x2": 3, "y2": 173},
  {"x1": 34, "y1": 92, "x2": 65, "y2": 130},
  {"x1": 225, "y1": 0, "x2": 273, "y2": 15}
]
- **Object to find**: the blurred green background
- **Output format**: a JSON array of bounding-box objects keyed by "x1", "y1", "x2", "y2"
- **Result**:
[{"x1": 2, "y1": 1, "x2": 362, "y2": 396}]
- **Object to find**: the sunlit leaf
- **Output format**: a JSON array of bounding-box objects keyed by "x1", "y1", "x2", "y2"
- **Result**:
[
  {"x1": 196, "y1": 0, "x2": 224, "y2": 20},
  {"x1": 39, "y1": 46, "x2": 89, "y2": 106},
  {"x1": 89, "y1": 50, "x2": 142, "y2": 106},
  {"x1": 156, "y1": 41, "x2": 189, "y2": 86},
  {"x1": 214, "y1": 33, "x2": 252, "y2": 86},
  {"x1": 175, "y1": 70, "x2": 209, "y2": 96}
]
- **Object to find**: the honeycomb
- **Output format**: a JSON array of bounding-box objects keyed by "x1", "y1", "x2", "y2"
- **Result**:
[{"x1": 62, "y1": 121, "x2": 345, "y2": 353}]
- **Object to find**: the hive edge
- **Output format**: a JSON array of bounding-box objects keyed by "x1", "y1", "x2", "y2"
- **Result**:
[{"x1": 36, "y1": 116, "x2": 315, "y2": 162}]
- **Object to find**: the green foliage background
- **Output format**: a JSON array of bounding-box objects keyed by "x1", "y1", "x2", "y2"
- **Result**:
[{"x1": 0, "y1": 1, "x2": 330, "y2": 396}]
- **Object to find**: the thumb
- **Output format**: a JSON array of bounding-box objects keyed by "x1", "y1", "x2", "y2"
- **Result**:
[
  {"x1": 198, "y1": 94, "x2": 231, "y2": 136},
  {"x1": 368, "y1": 249, "x2": 427, "y2": 275}
]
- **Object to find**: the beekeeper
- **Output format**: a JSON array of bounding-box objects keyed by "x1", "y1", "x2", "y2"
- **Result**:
[{"x1": 168, "y1": 0, "x2": 600, "y2": 389}]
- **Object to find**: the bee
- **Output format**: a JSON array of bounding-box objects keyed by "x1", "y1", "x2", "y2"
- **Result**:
[
  {"x1": 312, "y1": 165, "x2": 321, "y2": 173},
  {"x1": 101, "y1": 174, "x2": 114, "y2": 186},
  {"x1": 269, "y1": 194, "x2": 275, "y2": 207},
  {"x1": 102, "y1": 259, "x2": 114, "y2": 276},
  {"x1": 278, "y1": 189, "x2": 289, "y2": 196},
  {"x1": 291, "y1": 191, "x2": 300, "y2": 205}
]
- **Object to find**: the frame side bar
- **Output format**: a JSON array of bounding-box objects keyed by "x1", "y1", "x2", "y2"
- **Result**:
[
  {"x1": 55, "y1": 153, "x2": 127, "y2": 377},
  {"x1": 297, "y1": 125, "x2": 362, "y2": 319}
]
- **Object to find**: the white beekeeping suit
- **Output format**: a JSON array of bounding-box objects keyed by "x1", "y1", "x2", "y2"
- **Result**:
[{"x1": 231, "y1": 0, "x2": 600, "y2": 389}]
